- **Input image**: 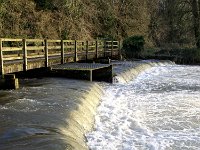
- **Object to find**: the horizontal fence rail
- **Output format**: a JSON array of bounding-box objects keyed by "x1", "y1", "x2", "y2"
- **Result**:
[{"x1": 0, "y1": 38, "x2": 121, "y2": 75}]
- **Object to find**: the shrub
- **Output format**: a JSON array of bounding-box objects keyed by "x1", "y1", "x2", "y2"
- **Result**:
[
  {"x1": 34, "y1": 0, "x2": 63, "y2": 10},
  {"x1": 34, "y1": 0, "x2": 52, "y2": 10},
  {"x1": 122, "y1": 35, "x2": 145, "y2": 58},
  {"x1": 180, "y1": 48, "x2": 200, "y2": 63}
]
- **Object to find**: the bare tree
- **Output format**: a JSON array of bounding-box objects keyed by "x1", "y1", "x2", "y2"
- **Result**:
[{"x1": 191, "y1": 0, "x2": 200, "y2": 48}]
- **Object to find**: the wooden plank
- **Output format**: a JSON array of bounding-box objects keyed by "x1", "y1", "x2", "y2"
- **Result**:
[
  {"x1": 48, "y1": 46, "x2": 61, "y2": 50},
  {"x1": 88, "y1": 45, "x2": 96, "y2": 48},
  {"x1": 2, "y1": 47, "x2": 22, "y2": 51},
  {"x1": 47, "y1": 40, "x2": 61, "y2": 43},
  {"x1": 48, "y1": 53, "x2": 60, "y2": 57},
  {"x1": 26, "y1": 46, "x2": 44, "y2": 51},
  {"x1": 63, "y1": 40, "x2": 75, "y2": 43},
  {"x1": 27, "y1": 55, "x2": 44, "y2": 59},
  {"x1": 76, "y1": 40, "x2": 85, "y2": 43},
  {"x1": 26, "y1": 39, "x2": 44, "y2": 42},
  {"x1": 1, "y1": 38, "x2": 22, "y2": 42},
  {"x1": 23, "y1": 39, "x2": 27, "y2": 71},
  {"x1": 106, "y1": 44, "x2": 118, "y2": 47},
  {"x1": 0, "y1": 39, "x2": 4, "y2": 75},
  {"x1": 61, "y1": 40, "x2": 64, "y2": 64},
  {"x1": 3, "y1": 57, "x2": 22, "y2": 61},
  {"x1": 106, "y1": 41, "x2": 119, "y2": 43},
  {"x1": 44, "y1": 39, "x2": 48, "y2": 67}
]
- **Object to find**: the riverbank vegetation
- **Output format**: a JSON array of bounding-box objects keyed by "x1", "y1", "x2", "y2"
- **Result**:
[
  {"x1": 0, "y1": 0, "x2": 152, "y2": 41},
  {"x1": 122, "y1": 0, "x2": 200, "y2": 64},
  {"x1": 1, "y1": 0, "x2": 200, "y2": 64}
]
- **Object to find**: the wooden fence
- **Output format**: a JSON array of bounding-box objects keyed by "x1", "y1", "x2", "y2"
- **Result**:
[{"x1": 0, "y1": 38, "x2": 121, "y2": 75}]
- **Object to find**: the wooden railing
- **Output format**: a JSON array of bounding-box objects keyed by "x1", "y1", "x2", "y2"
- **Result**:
[{"x1": 0, "y1": 38, "x2": 121, "y2": 75}]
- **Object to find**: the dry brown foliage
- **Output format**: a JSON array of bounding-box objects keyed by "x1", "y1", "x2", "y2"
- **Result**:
[{"x1": 0, "y1": 0, "x2": 154, "y2": 46}]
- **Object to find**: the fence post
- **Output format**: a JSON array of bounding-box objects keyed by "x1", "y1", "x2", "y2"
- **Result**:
[
  {"x1": 44, "y1": 39, "x2": 48, "y2": 67},
  {"x1": 82, "y1": 41, "x2": 84, "y2": 51},
  {"x1": 96, "y1": 40, "x2": 98, "y2": 59},
  {"x1": 118, "y1": 40, "x2": 122, "y2": 60},
  {"x1": 23, "y1": 39, "x2": 27, "y2": 71},
  {"x1": 86, "y1": 41, "x2": 89, "y2": 61},
  {"x1": 61, "y1": 40, "x2": 64, "y2": 64},
  {"x1": 0, "y1": 39, "x2": 3, "y2": 76},
  {"x1": 111, "y1": 40, "x2": 114, "y2": 58},
  {"x1": 74, "y1": 40, "x2": 77, "y2": 62},
  {"x1": 104, "y1": 40, "x2": 107, "y2": 57}
]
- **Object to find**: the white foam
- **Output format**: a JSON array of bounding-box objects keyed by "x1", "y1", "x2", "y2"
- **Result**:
[{"x1": 86, "y1": 64, "x2": 200, "y2": 150}]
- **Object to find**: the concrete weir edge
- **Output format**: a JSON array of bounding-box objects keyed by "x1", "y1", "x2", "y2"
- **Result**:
[{"x1": 78, "y1": 61, "x2": 173, "y2": 149}]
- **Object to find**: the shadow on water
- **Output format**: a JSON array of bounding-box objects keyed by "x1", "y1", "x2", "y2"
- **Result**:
[{"x1": 0, "y1": 77, "x2": 102, "y2": 150}]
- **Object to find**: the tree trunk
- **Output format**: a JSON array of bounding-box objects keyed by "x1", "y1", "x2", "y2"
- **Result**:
[{"x1": 192, "y1": 0, "x2": 200, "y2": 48}]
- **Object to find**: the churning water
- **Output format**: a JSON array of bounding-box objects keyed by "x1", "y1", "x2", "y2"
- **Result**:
[{"x1": 86, "y1": 64, "x2": 200, "y2": 150}]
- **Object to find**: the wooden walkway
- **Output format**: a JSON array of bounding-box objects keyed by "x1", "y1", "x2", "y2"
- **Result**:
[
  {"x1": 0, "y1": 38, "x2": 121, "y2": 75},
  {"x1": 0, "y1": 38, "x2": 120, "y2": 89},
  {"x1": 50, "y1": 63, "x2": 113, "y2": 82}
]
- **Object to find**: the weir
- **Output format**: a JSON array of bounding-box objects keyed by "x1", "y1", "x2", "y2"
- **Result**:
[
  {"x1": 87, "y1": 62, "x2": 200, "y2": 150},
  {"x1": 113, "y1": 60, "x2": 175, "y2": 83},
  {"x1": 0, "y1": 60, "x2": 175, "y2": 150},
  {"x1": 0, "y1": 79, "x2": 103, "y2": 150}
]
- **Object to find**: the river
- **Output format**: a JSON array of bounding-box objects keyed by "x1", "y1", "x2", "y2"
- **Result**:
[
  {"x1": 0, "y1": 61, "x2": 200, "y2": 150},
  {"x1": 86, "y1": 63, "x2": 200, "y2": 150},
  {"x1": 0, "y1": 78, "x2": 102, "y2": 150}
]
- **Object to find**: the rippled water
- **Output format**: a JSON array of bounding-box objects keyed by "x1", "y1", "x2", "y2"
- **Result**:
[
  {"x1": 86, "y1": 64, "x2": 200, "y2": 150},
  {"x1": 0, "y1": 78, "x2": 102, "y2": 150}
]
